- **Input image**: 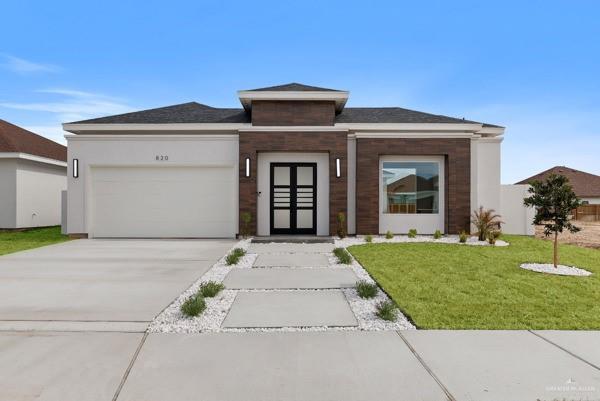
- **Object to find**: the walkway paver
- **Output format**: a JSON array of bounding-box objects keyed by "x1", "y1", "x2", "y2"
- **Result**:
[
  {"x1": 249, "y1": 242, "x2": 334, "y2": 254},
  {"x1": 0, "y1": 331, "x2": 142, "y2": 401},
  {"x1": 223, "y1": 267, "x2": 358, "y2": 289},
  {"x1": 401, "y1": 330, "x2": 600, "y2": 401},
  {"x1": 222, "y1": 290, "x2": 357, "y2": 328},
  {"x1": 253, "y1": 253, "x2": 329, "y2": 267},
  {"x1": 116, "y1": 331, "x2": 449, "y2": 401}
]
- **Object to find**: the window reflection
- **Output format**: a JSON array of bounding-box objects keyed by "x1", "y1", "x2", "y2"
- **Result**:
[{"x1": 382, "y1": 162, "x2": 439, "y2": 214}]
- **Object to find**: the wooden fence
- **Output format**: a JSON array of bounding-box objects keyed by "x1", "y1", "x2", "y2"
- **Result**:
[{"x1": 573, "y1": 204, "x2": 600, "y2": 222}]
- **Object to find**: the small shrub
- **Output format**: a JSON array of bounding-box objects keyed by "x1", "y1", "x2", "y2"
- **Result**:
[
  {"x1": 433, "y1": 230, "x2": 442, "y2": 239},
  {"x1": 376, "y1": 300, "x2": 398, "y2": 322},
  {"x1": 199, "y1": 281, "x2": 225, "y2": 298},
  {"x1": 355, "y1": 280, "x2": 378, "y2": 299},
  {"x1": 459, "y1": 230, "x2": 468, "y2": 243},
  {"x1": 337, "y1": 212, "x2": 347, "y2": 239},
  {"x1": 487, "y1": 230, "x2": 501, "y2": 245},
  {"x1": 364, "y1": 234, "x2": 373, "y2": 243},
  {"x1": 333, "y1": 247, "x2": 352, "y2": 264},
  {"x1": 385, "y1": 230, "x2": 393, "y2": 239},
  {"x1": 471, "y1": 206, "x2": 503, "y2": 242},
  {"x1": 240, "y1": 212, "x2": 252, "y2": 238},
  {"x1": 232, "y1": 248, "x2": 246, "y2": 258},
  {"x1": 408, "y1": 229, "x2": 417, "y2": 238},
  {"x1": 180, "y1": 295, "x2": 206, "y2": 317},
  {"x1": 225, "y1": 253, "x2": 240, "y2": 265}
]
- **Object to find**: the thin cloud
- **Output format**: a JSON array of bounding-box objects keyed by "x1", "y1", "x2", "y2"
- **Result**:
[
  {"x1": 0, "y1": 88, "x2": 134, "y2": 122},
  {"x1": 0, "y1": 54, "x2": 61, "y2": 74}
]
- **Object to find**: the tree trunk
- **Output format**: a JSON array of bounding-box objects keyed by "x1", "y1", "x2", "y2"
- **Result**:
[{"x1": 553, "y1": 232, "x2": 559, "y2": 268}]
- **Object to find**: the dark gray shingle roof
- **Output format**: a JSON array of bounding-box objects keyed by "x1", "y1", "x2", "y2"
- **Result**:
[
  {"x1": 336, "y1": 107, "x2": 481, "y2": 125},
  {"x1": 73, "y1": 102, "x2": 249, "y2": 124},
  {"x1": 243, "y1": 83, "x2": 344, "y2": 92},
  {"x1": 70, "y1": 101, "x2": 502, "y2": 127}
]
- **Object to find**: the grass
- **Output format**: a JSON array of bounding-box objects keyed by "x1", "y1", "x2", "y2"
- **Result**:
[
  {"x1": 333, "y1": 247, "x2": 352, "y2": 264},
  {"x1": 199, "y1": 281, "x2": 224, "y2": 298},
  {"x1": 180, "y1": 294, "x2": 206, "y2": 317},
  {"x1": 0, "y1": 226, "x2": 69, "y2": 256},
  {"x1": 355, "y1": 280, "x2": 378, "y2": 298},
  {"x1": 348, "y1": 235, "x2": 600, "y2": 330}
]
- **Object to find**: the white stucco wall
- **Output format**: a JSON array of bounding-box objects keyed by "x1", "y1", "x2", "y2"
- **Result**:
[
  {"x1": 66, "y1": 135, "x2": 239, "y2": 235},
  {"x1": 347, "y1": 136, "x2": 356, "y2": 235},
  {"x1": 256, "y1": 152, "x2": 330, "y2": 236},
  {"x1": 500, "y1": 184, "x2": 535, "y2": 235},
  {"x1": 15, "y1": 159, "x2": 67, "y2": 228},
  {"x1": 470, "y1": 137, "x2": 502, "y2": 218},
  {"x1": 0, "y1": 159, "x2": 17, "y2": 228}
]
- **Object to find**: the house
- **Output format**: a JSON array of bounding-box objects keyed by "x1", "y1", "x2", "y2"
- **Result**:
[
  {"x1": 0, "y1": 120, "x2": 67, "y2": 229},
  {"x1": 516, "y1": 166, "x2": 600, "y2": 205},
  {"x1": 62, "y1": 83, "x2": 505, "y2": 238}
]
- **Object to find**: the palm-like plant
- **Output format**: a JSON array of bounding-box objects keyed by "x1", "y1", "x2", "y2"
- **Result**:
[{"x1": 471, "y1": 206, "x2": 503, "y2": 241}]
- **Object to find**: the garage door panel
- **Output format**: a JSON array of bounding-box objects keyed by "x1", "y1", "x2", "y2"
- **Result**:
[{"x1": 91, "y1": 167, "x2": 235, "y2": 238}]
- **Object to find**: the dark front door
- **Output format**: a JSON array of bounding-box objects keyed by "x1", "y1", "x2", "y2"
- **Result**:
[{"x1": 270, "y1": 163, "x2": 317, "y2": 235}]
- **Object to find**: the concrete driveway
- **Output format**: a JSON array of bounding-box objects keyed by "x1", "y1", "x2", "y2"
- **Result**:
[{"x1": 0, "y1": 239, "x2": 233, "y2": 325}]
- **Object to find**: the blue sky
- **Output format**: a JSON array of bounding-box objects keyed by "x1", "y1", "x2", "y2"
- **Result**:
[{"x1": 1, "y1": 0, "x2": 599, "y2": 183}]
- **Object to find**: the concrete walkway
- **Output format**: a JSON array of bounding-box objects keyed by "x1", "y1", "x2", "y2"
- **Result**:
[{"x1": 223, "y1": 242, "x2": 358, "y2": 329}]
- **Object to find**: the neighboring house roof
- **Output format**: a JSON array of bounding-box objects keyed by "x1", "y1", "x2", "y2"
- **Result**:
[
  {"x1": 0, "y1": 120, "x2": 67, "y2": 162},
  {"x1": 516, "y1": 166, "x2": 600, "y2": 198},
  {"x1": 243, "y1": 83, "x2": 344, "y2": 92},
  {"x1": 71, "y1": 101, "x2": 501, "y2": 127}
]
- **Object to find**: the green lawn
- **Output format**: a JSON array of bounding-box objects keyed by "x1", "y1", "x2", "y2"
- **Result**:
[
  {"x1": 348, "y1": 235, "x2": 600, "y2": 330},
  {"x1": 0, "y1": 226, "x2": 69, "y2": 256}
]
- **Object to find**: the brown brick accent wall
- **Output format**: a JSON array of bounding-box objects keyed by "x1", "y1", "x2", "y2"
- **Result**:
[
  {"x1": 251, "y1": 101, "x2": 336, "y2": 126},
  {"x1": 239, "y1": 131, "x2": 347, "y2": 235},
  {"x1": 356, "y1": 138, "x2": 471, "y2": 234}
]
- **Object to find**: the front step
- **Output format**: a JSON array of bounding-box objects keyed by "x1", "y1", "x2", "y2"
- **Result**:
[{"x1": 251, "y1": 236, "x2": 334, "y2": 244}]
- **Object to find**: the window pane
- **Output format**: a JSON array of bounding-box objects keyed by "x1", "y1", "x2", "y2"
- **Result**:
[
  {"x1": 273, "y1": 167, "x2": 290, "y2": 186},
  {"x1": 273, "y1": 209, "x2": 290, "y2": 228},
  {"x1": 382, "y1": 161, "x2": 439, "y2": 214},
  {"x1": 296, "y1": 167, "x2": 313, "y2": 186}
]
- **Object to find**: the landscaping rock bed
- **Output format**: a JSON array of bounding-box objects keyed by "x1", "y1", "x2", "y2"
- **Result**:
[
  {"x1": 336, "y1": 234, "x2": 509, "y2": 248},
  {"x1": 148, "y1": 237, "x2": 416, "y2": 333},
  {"x1": 520, "y1": 263, "x2": 592, "y2": 276}
]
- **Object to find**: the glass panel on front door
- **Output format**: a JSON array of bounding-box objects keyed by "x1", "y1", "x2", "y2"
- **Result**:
[{"x1": 270, "y1": 163, "x2": 317, "y2": 235}]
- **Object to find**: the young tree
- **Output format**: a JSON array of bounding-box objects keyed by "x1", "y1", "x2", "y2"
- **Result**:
[{"x1": 523, "y1": 174, "x2": 581, "y2": 267}]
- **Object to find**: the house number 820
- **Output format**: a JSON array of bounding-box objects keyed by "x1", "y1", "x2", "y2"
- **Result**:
[{"x1": 155, "y1": 155, "x2": 169, "y2": 161}]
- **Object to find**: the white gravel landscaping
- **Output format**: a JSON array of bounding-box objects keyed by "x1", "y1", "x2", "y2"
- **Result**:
[
  {"x1": 520, "y1": 263, "x2": 592, "y2": 276},
  {"x1": 149, "y1": 237, "x2": 420, "y2": 334},
  {"x1": 336, "y1": 234, "x2": 509, "y2": 248},
  {"x1": 148, "y1": 239, "x2": 254, "y2": 334}
]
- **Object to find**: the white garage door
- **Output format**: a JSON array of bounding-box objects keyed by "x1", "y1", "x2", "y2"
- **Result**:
[{"x1": 90, "y1": 166, "x2": 235, "y2": 238}]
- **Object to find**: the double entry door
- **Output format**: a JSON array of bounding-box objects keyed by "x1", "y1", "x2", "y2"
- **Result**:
[{"x1": 270, "y1": 163, "x2": 317, "y2": 235}]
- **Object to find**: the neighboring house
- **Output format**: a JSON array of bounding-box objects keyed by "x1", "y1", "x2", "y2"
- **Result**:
[
  {"x1": 63, "y1": 83, "x2": 505, "y2": 238},
  {"x1": 516, "y1": 166, "x2": 600, "y2": 204},
  {"x1": 0, "y1": 120, "x2": 67, "y2": 229}
]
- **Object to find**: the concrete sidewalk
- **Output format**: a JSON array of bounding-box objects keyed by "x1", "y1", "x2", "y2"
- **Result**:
[
  {"x1": 2, "y1": 329, "x2": 600, "y2": 400},
  {"x1": 117, "y1": 330, "x2": 600, "y2": 401}
]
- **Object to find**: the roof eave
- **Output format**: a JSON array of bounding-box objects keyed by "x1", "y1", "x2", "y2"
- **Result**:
[{"x1": 237, "y1": 90, "x2": 350, "y2": 113}]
